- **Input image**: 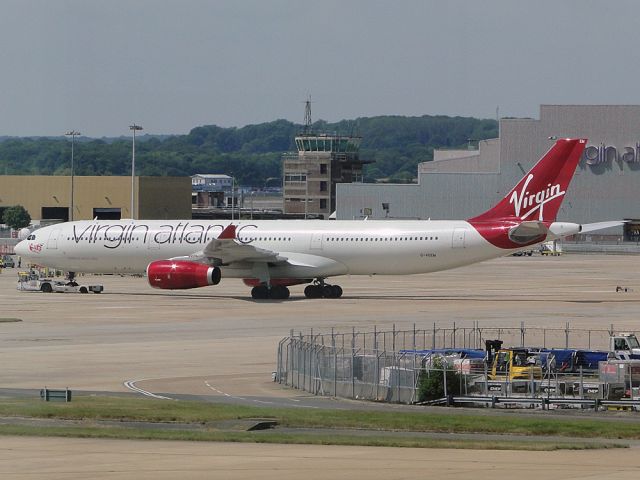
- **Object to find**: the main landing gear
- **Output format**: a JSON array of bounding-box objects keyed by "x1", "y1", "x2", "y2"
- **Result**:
[
  {"x1": 304, "y1": 280, "x2": 343, "y2": 299},
  {"x1": 249, "y1": 279, "x2": 343, "y2": 300},
  {"x1": 251, "y1": 284, "x2": 290, "y2": 300}
]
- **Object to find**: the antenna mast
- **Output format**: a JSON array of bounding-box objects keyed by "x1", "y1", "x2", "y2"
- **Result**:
[{"x1": 303, "y1": 96, "x2": 312, "y2": 134}]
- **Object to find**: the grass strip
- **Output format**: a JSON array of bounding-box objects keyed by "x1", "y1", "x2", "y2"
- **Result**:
[
  {"x1": 0, "y1": 424, "x2": 623, "y2": 450},
  {"x1": 0, "y1": 396, "x2": 639, "y2": 440}
]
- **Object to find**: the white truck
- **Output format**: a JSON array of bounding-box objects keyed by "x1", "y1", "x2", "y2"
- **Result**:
[
  {"x1": 610, "y1": 333, "x2": 640, "y2": 359},
  {"x1": 17, "y1": 271, "x2": 103, "y2": 294}
]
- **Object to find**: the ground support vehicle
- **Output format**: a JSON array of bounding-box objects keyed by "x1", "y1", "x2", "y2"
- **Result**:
[
  {"x1": 610, "y1": 333, "x2": 640, "y2": 359},
  {"x1": 51, "y1": 281, "x2": 103, "y2": 294},
  {"x1": 540, "y1": 240, "x2": 562, "y2": 255},
  {"x1": 489, "y1": 348, "x2": 543, "y2": 381},
  {"x1": 17, "y1": 271, "x2": 103, "y2": 293}
]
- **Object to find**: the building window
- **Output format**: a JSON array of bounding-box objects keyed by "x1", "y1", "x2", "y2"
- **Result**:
[
  {"x1": 320, "y1": 199, "x2": 327, "y2": 209},
  {"x1": 320, "y1": 181, "x2": 327, "y2": 192},
  {"x1": 320, "y1": 163, "x2": 327, "y2": 174},
  {"x1": 284, "y1": 174, "x2": 307, "y2": 183}
]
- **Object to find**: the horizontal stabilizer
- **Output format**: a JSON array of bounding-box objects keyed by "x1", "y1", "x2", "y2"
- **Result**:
[{"x1": 580, "y1": 220, "x2": 625, "y2": 234}]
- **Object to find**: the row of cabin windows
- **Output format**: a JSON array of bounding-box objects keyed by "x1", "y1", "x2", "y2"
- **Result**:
[
  {"x1": 326, "y1": 236, "x2": 439, "y2": 242},
  {"x1": 66, "y1": 235, "x2": 439, "y2": 243}
]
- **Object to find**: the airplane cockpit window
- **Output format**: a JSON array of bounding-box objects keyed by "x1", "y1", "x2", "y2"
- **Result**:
[{"x1": 27, "y1": 235, "x2": 36, "y2": 240}]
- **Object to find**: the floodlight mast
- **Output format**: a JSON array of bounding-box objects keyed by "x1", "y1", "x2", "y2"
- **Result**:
[
  {"x1": 129, "y1": 124, "x2": 143, "y2": 219},
  {"x1": 64, "y1": 130, "x2": 81, "y2": 221}
]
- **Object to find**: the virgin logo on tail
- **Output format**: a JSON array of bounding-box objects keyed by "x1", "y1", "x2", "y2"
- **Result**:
[
  {"x1": 509, "y1": 174, "x2": 565, "y2": 221},
  {"x1": 468, "y1": 138, "x2": 586, "y2": 250}
]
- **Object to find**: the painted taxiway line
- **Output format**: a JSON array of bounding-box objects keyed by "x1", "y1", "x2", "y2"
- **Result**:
[
  {"x1": 204, "y1": 380, "x2": 318, "y2": 408},
  {"x1": 123, "y1": 380, "x2": 174, "y2": 400}
]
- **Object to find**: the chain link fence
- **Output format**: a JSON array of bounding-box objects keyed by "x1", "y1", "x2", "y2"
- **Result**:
[{"x1": 276, "y1": 323, "x2": 638, "y2": 405}]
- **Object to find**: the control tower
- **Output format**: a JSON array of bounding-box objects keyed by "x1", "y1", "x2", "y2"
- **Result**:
[{"x1": 282, "y1": 100, "x2": 369, "y2": 218}]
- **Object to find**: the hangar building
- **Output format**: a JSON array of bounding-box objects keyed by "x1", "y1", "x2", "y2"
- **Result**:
[
  {"x1": 0, "y1": 175, "x2": 191, "y2": 222},
  {"x1": 337, "y1": 105, "x2": 640, "y2": 240}
]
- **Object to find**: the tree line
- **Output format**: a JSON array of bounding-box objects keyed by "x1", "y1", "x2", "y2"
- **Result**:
[{"x1": 0, "y1": 115, "x2": 497, "y2": 186}]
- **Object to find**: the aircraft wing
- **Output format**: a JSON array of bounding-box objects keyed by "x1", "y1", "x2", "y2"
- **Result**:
[{"x1": 171, "y1": 224, "x2": 287, "y2": 265}]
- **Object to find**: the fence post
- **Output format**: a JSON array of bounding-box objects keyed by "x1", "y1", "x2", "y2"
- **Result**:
[
  {"x1": 287, "y1": 328, "x2": 295, "y2": 387},
  {"x1": 392, "y1": 323, "x2": 396, "y2": 353},
  {"x1": 484, "y1": 359, "x2": 488, "y2": 396},
  {"x1": 412, "y1": 323, "x2": 417, "y2": 403},
  {"x1": 352, "y1": 326, "x2": 356, "y2": 399},
  {"x1": 520, "y1": 321, "x2": 525, "y2": 347},
  {"x1": 452, "y1": 322, "x2": 456, "y2": 348},
  {"x1": 310, "y1": 328, "x2": 314, "y2": 394},
  {"x1": 298, "y1": 331, "x2": 303, "y2": 390},
  {"x1": 396, "y1": 351, "x2": 401, "y2": 403},
  {"x1": 375, "y1": 325, "x2": 379, "y2": 401},
  {"x1": 443, "y1": 361, "x2": 448, "y2": 405},
  {"x1": 565, "y1": 322, "x2": 569, "y2": 349},
  {"x1": 579, "y1": 365, "x2": 584, "y2": 400},
  {"x1": 332, "y1": 328, "x2": 337, "y2": 397},
  {"x1": 432, "y1": 322, "x2": 436, "y2": 350}
]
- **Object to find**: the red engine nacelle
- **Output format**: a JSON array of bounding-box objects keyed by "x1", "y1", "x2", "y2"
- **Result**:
[{"x1": 147, "y1": 260, "x2": 221, "y2": 290}]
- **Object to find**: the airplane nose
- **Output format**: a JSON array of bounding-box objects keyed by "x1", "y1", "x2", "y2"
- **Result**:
[{"x1": 14, "y1": 240, "x2": 28, "y2": 257}]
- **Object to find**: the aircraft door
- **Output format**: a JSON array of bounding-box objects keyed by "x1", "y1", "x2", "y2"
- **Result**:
[
  {"x1": 310, "y1": 232, "x2": 323, "y2": 250},
  {"x1": 452, "y1": 228, "x2": 467, "y2": 248},
  {"x1": 47, "y1": 229, "x2": 60, "y2": 250}
]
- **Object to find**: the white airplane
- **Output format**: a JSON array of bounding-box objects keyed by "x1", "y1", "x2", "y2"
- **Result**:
[{"x1": 14, "y1": 138, "x2": 618, "y2": 300}]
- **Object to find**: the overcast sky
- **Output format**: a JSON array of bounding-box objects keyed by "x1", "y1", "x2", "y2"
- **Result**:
[{"x1": 1, "y1": 0, "x2": 638, "y2": 137}]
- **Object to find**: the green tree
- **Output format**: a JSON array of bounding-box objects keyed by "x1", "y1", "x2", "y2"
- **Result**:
[
  {"x1": 417, "y1": 357, "x2": 461, "y2": 402},
  {"x1": 0, "y1": 115, "x2": 498, "y2": 185},
  {"x1": 3, "y1": 205, "x2": 31, "y2": 230}
]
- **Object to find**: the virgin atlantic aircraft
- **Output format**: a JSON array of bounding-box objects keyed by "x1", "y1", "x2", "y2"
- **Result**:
[{"x1": 14, "y1": 138, "x2": 617, "y2": 300}]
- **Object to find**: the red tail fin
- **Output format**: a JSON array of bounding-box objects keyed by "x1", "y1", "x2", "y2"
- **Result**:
[{"x1": 469, "y1": 138, "x2": 586, "y2": 223}]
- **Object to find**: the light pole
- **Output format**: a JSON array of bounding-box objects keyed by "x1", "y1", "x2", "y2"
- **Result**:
[
  {"x1": 231, "y1": 175, "x2": 236, "y2": 220},
  {"x1": 129, "y1": 124, "x2": 143, "y2": 219},
  {"x1": 65, "y1": 130, "x2": 81, "y2": 221}
]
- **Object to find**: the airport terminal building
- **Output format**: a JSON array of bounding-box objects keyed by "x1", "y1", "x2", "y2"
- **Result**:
[
  {"x1": 0, "y1": 176, "x2": 191, "y2": 222},
  {"x1": 337, "y1": 105, "x2": 640, "y2": 240}
]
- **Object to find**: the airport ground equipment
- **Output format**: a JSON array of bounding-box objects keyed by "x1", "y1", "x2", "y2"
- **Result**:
[
  {"x1": 610, "y1": 333, "x2": 640, "y2": 359},
  {"x1": 540, "y1": 240, "x2": 562, "y2": 255},
  {"x1": 17, "y1": 271, "x2": 103, "y2": 293},
  {"x1": 489, "y1": 348, "x2": 543, "y2": 381}
]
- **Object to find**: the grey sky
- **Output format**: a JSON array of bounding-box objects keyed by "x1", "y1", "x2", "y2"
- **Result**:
[{"x1": 1, "y1": 0, "x2": 637, "y2": 137}]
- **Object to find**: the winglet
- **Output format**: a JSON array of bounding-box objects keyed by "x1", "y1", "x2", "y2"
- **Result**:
[{"x1": 218, "y1": 224, "x2": 237, "y2": 240}]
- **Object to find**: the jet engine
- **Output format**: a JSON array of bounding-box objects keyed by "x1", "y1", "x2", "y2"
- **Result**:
[{"x1": 147, "y1": 260, "x2": 221, "y2": 290}]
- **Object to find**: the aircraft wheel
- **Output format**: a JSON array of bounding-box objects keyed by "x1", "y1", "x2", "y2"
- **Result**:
[
  {"x1": 269, "y1": 285, "x2": 290, "y2": 300},
  {"x1": 41, "y1": 283, "x2": 52, "y2": 293},
  {"x1": 251, "y1": 285, "x2": 269, "y2": 300},
  {"x1": 304, "y1": 285, "x2": 322, "y2": 298},
  {"x1": 332, "y1": 285, "x2": 343, "y2": 298},
  {"x1": 79, "y1": 286, "x2": 88, "y2": 294},
  {"x1": 322, "y1": 285, "x2": 335, "y2": 298}
]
